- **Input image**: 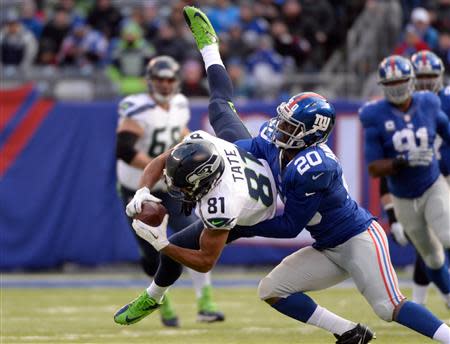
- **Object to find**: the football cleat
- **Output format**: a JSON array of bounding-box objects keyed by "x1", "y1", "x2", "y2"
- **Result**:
[
  {"x1": 334, "y1": 323, "x2": 375, "y2": 344},
  {"x1": 159, "y1": 294, "x2": 179, "y2": 327},
  {"x1": 114, "y1": 291, "x2": 160, "y2": 325},
  {"x1": 183, "y1": 6, "x2": 218, "y2": 50},
  {"x1": 197, "y1": 286, "x2": 225, "y2": 323}
]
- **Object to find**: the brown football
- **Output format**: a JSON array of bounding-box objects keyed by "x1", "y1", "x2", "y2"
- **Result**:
[{"x1": 134, "y1": 201, "x2": 167, "y2": 226}]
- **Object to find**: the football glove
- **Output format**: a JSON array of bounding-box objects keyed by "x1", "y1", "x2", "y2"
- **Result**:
[
  {"x1": 390, "y1": 222, "x2": 409, "y2": 246},
  {"x1": 126, "y1": 187, "x2": 161, "y2": 217},
  {"x1": 406, "y1": 148, "x2": 434, "y2": 167},
  {"x1": 132, "y1": 215, "x2": 169, "y2": 251}
]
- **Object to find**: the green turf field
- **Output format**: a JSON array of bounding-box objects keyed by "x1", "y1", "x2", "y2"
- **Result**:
[{"x1": 1, "y1": 275, "x2": 449, "y2": 344}]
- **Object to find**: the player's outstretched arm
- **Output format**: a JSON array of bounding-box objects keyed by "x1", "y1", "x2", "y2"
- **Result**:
[
  {"x1": 134, "y1": 217, "x2": 229, "y2": 273},
  {"x1": 139, "y1": 149, "x2": 173, "y2": 189}
]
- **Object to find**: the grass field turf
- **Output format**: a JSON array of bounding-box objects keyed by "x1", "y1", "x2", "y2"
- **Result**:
[{"x1": 2, "y1": 275, "x2": 450, "y2": 344}]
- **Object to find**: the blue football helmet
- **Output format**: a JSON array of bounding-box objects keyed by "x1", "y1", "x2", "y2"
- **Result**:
[
  {"x1": 269, "y1": 92, "x2": 336, "y2": 150},
  {"x1": 378, "y1": 55, "x2": 415, "y2": 104},
  {"x1": 411, "y1": 50, "x2": 444, "y2": 93}
]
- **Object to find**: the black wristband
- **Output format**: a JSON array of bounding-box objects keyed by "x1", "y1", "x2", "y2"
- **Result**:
[
  {"x1": 386, "y1": 207, "x2": 397, "y2": 226},
  {"x1": 392, "y1": 156, "x2": 409, "y2": 171}
]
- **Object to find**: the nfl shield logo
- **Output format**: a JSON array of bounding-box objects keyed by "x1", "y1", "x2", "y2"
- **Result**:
[{"x1": 385, "y1": 120, "x2": 395, "y2": 131}]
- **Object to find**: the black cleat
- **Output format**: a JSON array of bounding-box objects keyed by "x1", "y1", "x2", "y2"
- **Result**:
[{"x1": 334, "y1": 324, "x2": 375, "y2": 344}]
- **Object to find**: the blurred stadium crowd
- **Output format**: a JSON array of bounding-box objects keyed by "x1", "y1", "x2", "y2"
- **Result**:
[{"x1": 1, "y1": 0, "x2": 450, "y2": 100}]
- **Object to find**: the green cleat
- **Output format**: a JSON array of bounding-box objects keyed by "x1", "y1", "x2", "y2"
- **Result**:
[
  {"x1": 197, "y1": 286, "x2": 225, "y2": 323},
  {"x1": 183, "y1": 6, "x2": 218, "y2": 50},
  {"x1": 159, "y1": 293, "x2": 179, "y2": 327},
  {"x1": 114, "y1": 291, "x2": 160, "y2": 325}
]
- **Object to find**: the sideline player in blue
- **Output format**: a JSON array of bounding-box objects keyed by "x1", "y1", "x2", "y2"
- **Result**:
[
  {"x1": 386, "y1": 50, "x2": 450, "y2": 306},
  {"x1": 116, "y1": 7, "x2": 450, "y2": 343},
  {"x1": 359, "y1": 55, "x2": 450, "y2": 309}
]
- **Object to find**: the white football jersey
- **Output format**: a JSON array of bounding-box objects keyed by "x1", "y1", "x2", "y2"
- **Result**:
[
  {"x1": 185, "y1": 131, "x2": 277, "y2": 230},
  {"x1": 117, "y1": 93, "x2": 190, "y2": 190}
]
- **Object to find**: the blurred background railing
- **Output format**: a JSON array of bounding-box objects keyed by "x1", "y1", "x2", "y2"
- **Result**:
[{"x1": 1, "y1": 0, "x2": 449, "y2": 101}]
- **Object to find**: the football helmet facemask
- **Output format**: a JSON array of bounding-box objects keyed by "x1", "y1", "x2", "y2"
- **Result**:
[
  {"x1": 146, "y1": 55, "x2": 180, "y2": 104},
  {"x1": 411, "y1": 50, "x2": 444, "y2": 93},
  {"x1": 378, "y1": 55, "x2": 415, "y2": 104},
  {"x1": 269, "y1": 92, "x2": 336, "y2": 150},
  {"x1": 164, "y1": 140, "x2": 225, "y2": 204}
]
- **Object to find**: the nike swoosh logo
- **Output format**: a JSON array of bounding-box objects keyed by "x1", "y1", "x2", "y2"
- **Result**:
[
  {"x1": 211, "y1": 220, "x2": 223, "y2": 225},
  {"x1": 194, "y1": 12, "x2": 209, "y2": 25},
  {"x1": 125, "y1": 314, "x2": 146, "y2": 323},
  {"x1": 312, "y1": 173, "x2": 324, "y2": 180},
  {"x1": 305, "y1": 192, "x2": 316, "y2": 196}
]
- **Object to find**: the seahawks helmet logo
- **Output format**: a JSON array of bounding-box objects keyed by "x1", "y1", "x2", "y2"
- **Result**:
[{"x1": 186, "y1": 154, "x2": 221, "y2": 185}]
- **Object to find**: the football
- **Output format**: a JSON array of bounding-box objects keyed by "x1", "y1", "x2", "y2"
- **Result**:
[{"x1": 134, "y1": 201, "x2": 167, "y2": 227}]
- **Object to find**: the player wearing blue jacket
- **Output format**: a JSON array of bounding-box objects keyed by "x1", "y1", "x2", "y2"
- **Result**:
[
  {"x1": 360, "y1": 55, "x2": 450, "y2": 312},
  {"x1": 115, "y1": 8, "x2": 450, "y2": 344}
]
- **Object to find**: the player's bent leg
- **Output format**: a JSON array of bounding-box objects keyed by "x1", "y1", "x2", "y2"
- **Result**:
[
  {"x1": 207, "y1": 65, "x2": 251, "y2": 142},
  {"x1": 339, "y1": 221, "x2": 450, "y2": 342},
  {"x1": 412, "y1": 255, "x2": 431, "y2": 305},
  {"x1": 333, "y1": 222, "x2": 404, "y2": 322},
  {"x1": 154, "y1": 219, "x2": 205, "y2": 287},
  {"x1": 425, "y1": 176, "x2": 450, "y2": 247},
  {"x1": 393, "y1": 195, "x2": 450, "y2": 298},
  {"x1": 258, "y1": 247, "x2": 375, "y2": 342}
]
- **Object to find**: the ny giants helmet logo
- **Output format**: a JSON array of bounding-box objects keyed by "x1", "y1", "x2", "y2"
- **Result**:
[{"x1": 313, "y1": 114, "x2": 331, "y2": 131}]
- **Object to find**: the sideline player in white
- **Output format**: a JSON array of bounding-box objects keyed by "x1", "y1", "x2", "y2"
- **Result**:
[{"x1": 115, "y1": 55, "x2": 224, "y2": 326}]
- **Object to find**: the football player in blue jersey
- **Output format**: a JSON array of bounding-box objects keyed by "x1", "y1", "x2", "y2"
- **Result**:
[
  {"x1": 115, "y1": 7, "x2": 450, "y2": 343},
  {"x1": 359, "y1": 53, "x2": 450, "y2": 314},
  {"x1": 383, "y1": 51, "x2": 450, "y2": 307}
]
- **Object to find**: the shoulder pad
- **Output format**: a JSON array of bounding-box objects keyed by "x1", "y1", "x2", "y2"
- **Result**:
[
  {"x1": 290, "y1": 147, "x2": 333, "y2": 190},
  {"x1": 419, "y1": 90, "x2": 441, "y2": 108},
  {"x1": 183, "y1": 130, "x2": 212, "y2": 142},
  {"x1": 118, "y1": 94, "x2": 155, "y2": 118},
  {"x1": 443, "y1": 86, "x2": 450, "y2": 96},
  {"x1": 172, "y1": 93, "x2": 189, "y2": 106},
  {"x1": 358, "y1": 100, "x2": 380, "y2": 127},
  {"x1": 258, "y1": 121, "x2": 273, "y2": 142}
]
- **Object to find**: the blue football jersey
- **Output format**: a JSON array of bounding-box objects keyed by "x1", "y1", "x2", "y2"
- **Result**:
[
  {"x1": 235, "y1": 123, "x2": 374, "y2": 250},
  {"x1": 359, "y1": 91, "x2": 450, "y2": 198},
  {"x1": 437, "y1": 86, "x2": 450, "y2": 176}
]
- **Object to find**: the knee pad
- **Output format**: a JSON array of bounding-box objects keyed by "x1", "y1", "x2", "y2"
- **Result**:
[
  {"x1": 372, "y1": 301, "x2": 395, "y2": 322},
  {"x1": 258, "y1": 276, "x2": 280, "y2": 300}
]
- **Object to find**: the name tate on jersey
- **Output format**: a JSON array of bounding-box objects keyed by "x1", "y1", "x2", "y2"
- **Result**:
[{"x1": 223, "y1": 149, "x2": 245, "y2": 182}]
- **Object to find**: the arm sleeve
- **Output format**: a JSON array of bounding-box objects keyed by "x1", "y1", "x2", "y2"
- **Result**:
[
  {"x1": 436, "y1": 109, "x2": 450, "y2": 145},
  {"x1": 234, "y1": 122, "x2": 271, "y2": 160},
  {"x1": 242, "y1": 189, "x2": 321, "y2": 238},
  {"x1": 234, "y1": 138, "x2": 265, "y2": 160},
  {"x1": 359, "y1": 108, "x2": 385, "y2": 163}
]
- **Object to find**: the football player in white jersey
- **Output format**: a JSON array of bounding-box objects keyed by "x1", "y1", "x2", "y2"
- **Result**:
[
  {"x1": 114, "y1": 130, "x2": 278, "y2": 325},
  {"x1": 115, "y1": 55, "x2": 224, "y2": 326}
]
